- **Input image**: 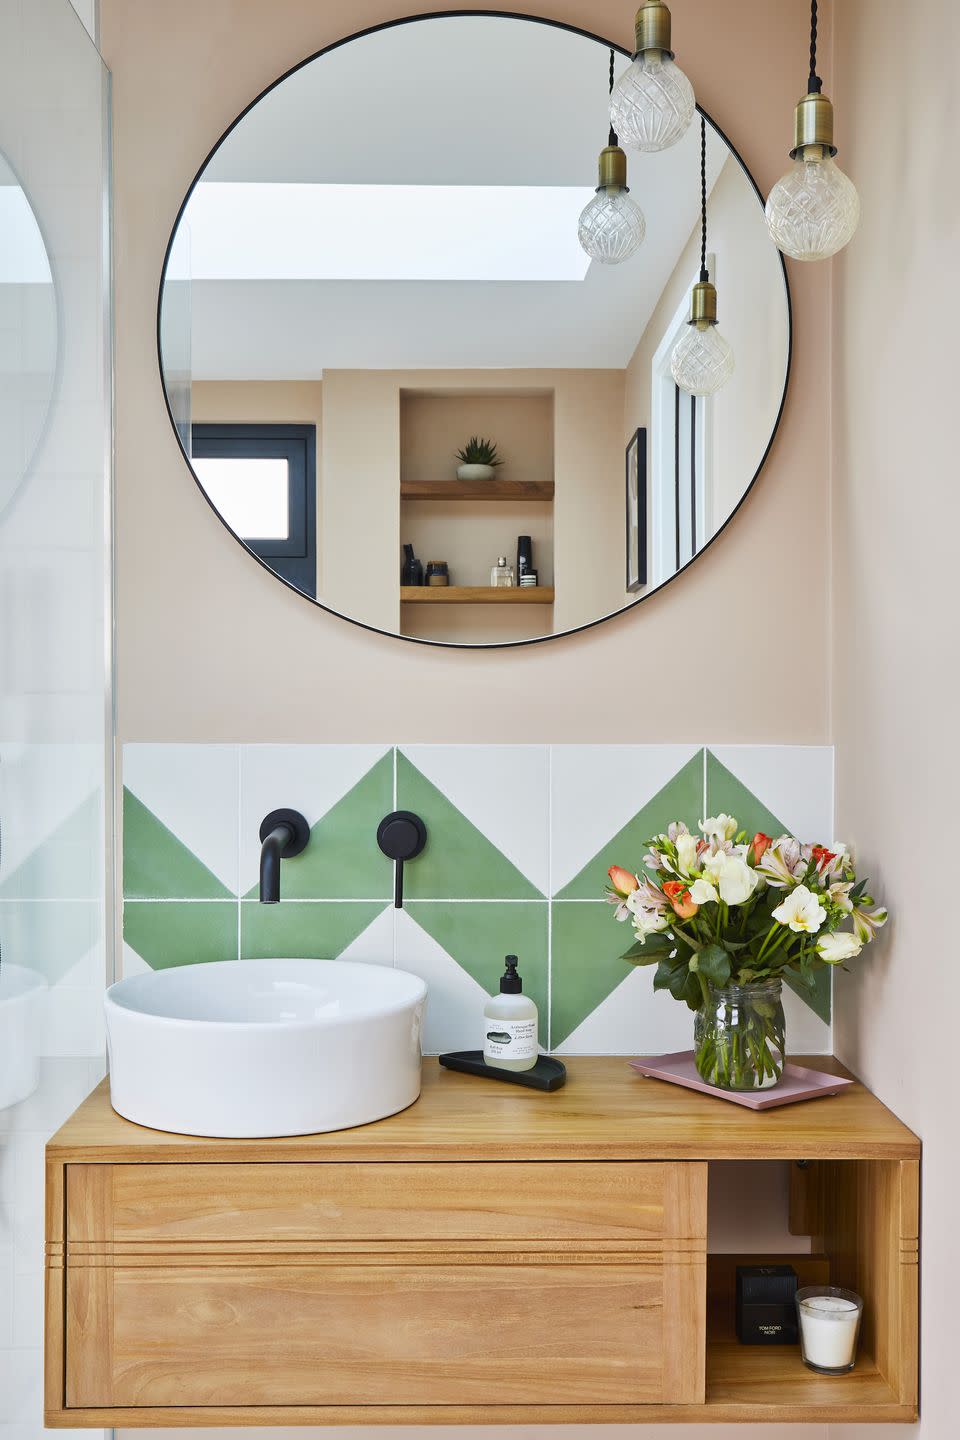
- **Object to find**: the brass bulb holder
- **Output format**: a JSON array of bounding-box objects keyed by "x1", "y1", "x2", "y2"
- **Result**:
[
  {"x1": 689, "y1": 280, "x2": 718, "y2": 327},
  {"x1": 633, "y1": 0, "x2": 675, "y2": 60},
  {"x1": 597, "y1": 144, "x2": 629, "y2": 191},
  {"x1": 790, "y1": 89, "x2": 838, "y2": 159}
]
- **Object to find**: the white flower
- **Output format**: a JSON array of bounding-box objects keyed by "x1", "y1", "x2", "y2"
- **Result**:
[
  {"x1": 772, "y1": 884, "x2": 827, "y2": 934},
  {"x1": 757, "y1": 836, "x2": 804, "y2": 888},
  {"x1": 852, "y1": 902, "x2": 888, "y2": 944},
  {"x1": 631, "y1": 906, "x2": 671, "y2": 942},
  {"x1": 700, "y1": 814, "x2": 738, "y2": 844},
  {"x1": 716, "y1": 855, "x2": 760, "y2": 905},
  {"x1": 817, "y1": 931, "x2": 863, "y2": 964},
  {"x1": 674, "y1": 832, "x2": 700, "y2": 877},
  {"x1": 692, "y1": 853, "x2": 759, "y2": 907},
  {"x1": 688, "y1": 847, "x2": 763, "y2": 908},
  {"x1": 826, "y1": 880, "x2": 854, "y2": 912}
]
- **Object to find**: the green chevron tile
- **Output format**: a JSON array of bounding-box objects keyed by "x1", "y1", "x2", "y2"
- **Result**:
[
  {"x1": 706, "y1": 750, "x2": 830, "y2": 1023},
  {"x1": 124, "y1": 789, "x2": 233, "y2": 900},
  {"x1": 550, "y1": 902, "x2": 637, "y2": 1048},
  {"x1": 406, "y1": 902, "x2": 547, "y2": 1020},
  {"x1": 557, "y1": 750, "x2": 704, "y2": 900},
  {"x1": 243, "y1": 752, "x2": 393, "y2": 901},
  {"x1": 241, "y1": 900, "x2": 389, "y2": 959},
  {"x1": 397, "y1": 753, "x2": 542, "y2": 900},
  {"x1": 123, "y1": 901, "x2": 237, "y2": 969}
]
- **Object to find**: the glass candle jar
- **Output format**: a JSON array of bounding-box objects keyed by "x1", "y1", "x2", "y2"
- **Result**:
[{"x1": 796, "y1": 1286, "x2": 863, "y2": 1374}]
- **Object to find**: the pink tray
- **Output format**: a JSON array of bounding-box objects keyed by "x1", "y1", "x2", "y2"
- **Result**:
[{"x1": 628, "y1": 1051, "x2": 854, "y2": 1110}]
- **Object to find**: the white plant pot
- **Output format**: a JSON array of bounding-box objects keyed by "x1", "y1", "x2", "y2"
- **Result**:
[{"x1": 457, "y1": 463, "x2": 495, "y2": 482}]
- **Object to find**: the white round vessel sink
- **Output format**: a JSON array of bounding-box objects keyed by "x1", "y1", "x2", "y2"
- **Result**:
[{"x1": 105, "y1": 958, "x2": 427, "y2": 1137}]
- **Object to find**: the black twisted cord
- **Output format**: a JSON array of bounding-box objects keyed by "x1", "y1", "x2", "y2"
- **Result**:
[
  {"x1": 699, "y1": 116, "x2": 708, "y2": 282},
  {"x1": 808, "y1": 0, "x2": 823, "y2": 93},
  {"x1": 608, "y1": 48, "x2": 618, "y2": 148}
]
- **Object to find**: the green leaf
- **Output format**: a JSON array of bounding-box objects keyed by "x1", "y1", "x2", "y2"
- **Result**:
[
  {"x1": 682, "y1": 972, "x2": 703, "y2": 1010},
  {"x1": 653, "y1": 957, "x2": 685, "y2": 995},
  {"x1": 849, "y1": 878, "x2": 868, "y2": 901},
  {"x1": 697, "y1": 944, "x2": 732, "y2": 987},
  {"x1": 621, "y1": 932, "x2": 675, "y2": 964}
]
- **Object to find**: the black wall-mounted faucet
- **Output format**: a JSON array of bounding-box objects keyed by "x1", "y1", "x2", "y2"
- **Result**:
[
  {"x1": 377, "y1": 811, "x2": 427, "y2": 908},
  {"x1": 259, "y1": 809, "x2": 310, "y2": 903}
]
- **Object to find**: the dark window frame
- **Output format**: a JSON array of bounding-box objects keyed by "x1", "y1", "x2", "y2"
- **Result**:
[{"x1": 191, "y1": 423, "x2": 317, "y2": 598}]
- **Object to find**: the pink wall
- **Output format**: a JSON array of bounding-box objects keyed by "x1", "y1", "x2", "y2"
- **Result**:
[
  {"x1": 104, "y1": 0, "x2": 832, "y2": 744},
  {"x1": 831, "y1": 1, "x2": 958, "y2": 1436}
]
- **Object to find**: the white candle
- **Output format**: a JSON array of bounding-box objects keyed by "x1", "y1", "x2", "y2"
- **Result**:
[{"x1": 798, "y1": 1291, "x2": 862, "y2": 1372}]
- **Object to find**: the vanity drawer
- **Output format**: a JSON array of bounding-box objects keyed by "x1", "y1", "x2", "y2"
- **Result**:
[
  {"x1": 66, "y1": 1258, "x2": 703, "y2": 1408},
  {"x1": 65, "y1": 1160, "x2": 705, "y2": 1249},
  {"x1": 62, "y1": 1160, "x2": 706, "y2": 1411}
]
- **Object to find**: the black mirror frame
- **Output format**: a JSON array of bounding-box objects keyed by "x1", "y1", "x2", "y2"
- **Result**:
[{"x1": 156, "y1": 9, "x2": 792, "y2": 652}]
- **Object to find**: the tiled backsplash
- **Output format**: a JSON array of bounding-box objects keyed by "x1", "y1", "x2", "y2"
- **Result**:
[{"x1": 122, "y1": 744, "x2": 834, "y2": 1055}]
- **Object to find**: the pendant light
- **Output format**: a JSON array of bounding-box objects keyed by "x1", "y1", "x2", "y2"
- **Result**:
[
  {"x1": 671, "y1": 117, "x2": 734, "y2": 397},
  {"x1": 765, "y1": 0, "x2": 860, "y2": 261},
  {"x1": 609, "y1": 1, "x2": 695, "y2": 154},
  {"x1": 578, "y1": 49, "x2": 646, "y2": 264}
]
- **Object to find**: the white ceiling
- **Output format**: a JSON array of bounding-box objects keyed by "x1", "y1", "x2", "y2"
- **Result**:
[{"x1": 174, "y1": 14, "x2": 747, "y2": 378}]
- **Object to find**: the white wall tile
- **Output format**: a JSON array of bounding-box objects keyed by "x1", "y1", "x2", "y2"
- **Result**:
[
  {"x1": 550, "y1": 744, "x2": 703, "y2": 894},
  {"x1": 238, "y1": 745, "x2": 391, "y2": 895},
  {"x1": 709, "y1": 745, "x2": 834, "y2": 843},
  {"x1": 395, "y1": 909, "x2": 487, "y2": 1055},
  {"x1": 400, "y1": 746, "x2": 549, "y2": 895},
  {"x1": 124, "y1": 744, "x2": 240, "y2": 894}
]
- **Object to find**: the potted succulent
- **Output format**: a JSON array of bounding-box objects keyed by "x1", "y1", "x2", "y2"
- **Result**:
[
  {"x1": 606, "y1": 818, "x2": 888, "y2": 1092},
  {"x1": 455, "y1": 436, "x2": 504, "y2": 482}
]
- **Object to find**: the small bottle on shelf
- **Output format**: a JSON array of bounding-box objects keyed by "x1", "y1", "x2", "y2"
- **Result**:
[{"x1": 490, "y1": 556, "x2": 514, "y2": 587}]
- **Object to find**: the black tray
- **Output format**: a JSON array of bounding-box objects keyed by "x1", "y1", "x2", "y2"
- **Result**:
[{"x1": 438, "y1": 1050, "x2": 567, "y2": 1091}]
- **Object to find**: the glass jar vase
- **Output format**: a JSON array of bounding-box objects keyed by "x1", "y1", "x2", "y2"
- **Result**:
[{"x1": 694, "y1": 979, "x2": 785, "y2": 1091}]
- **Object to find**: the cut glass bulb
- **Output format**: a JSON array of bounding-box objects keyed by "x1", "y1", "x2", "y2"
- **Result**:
[
  {"x1": 671, "y1": 322, "x2": 734, "y2": 397},
  {"x1": 578, "y1": 187, "x2": 646, "y2": 264},
  {"x1": 765, "y1": 154, "x2": 860, "y2": 261},
  {"x1": 609, "y1": 52, "x2": 695, "y2": 153}
]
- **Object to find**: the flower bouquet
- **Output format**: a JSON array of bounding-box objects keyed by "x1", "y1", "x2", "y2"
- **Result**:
[{"x1": 606, "y1": 817, "x2": 887, "y2": 1091}]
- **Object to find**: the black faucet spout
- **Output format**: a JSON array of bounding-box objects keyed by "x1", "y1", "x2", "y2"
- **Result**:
[
  {"x1": 259, "y1": 824, "x2": 292, "y2": 904},
  {"x1": 257, "y1": 809, "x2": 311, "y2": 903}
]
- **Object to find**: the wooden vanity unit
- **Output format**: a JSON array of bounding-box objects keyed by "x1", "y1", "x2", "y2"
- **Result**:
[{"x1": 45, "y1": 1057, "x2": 919, "y2": 1427}]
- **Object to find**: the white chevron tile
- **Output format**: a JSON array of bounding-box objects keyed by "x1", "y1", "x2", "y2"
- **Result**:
[
  {"x1": 124, "y1": 744, "x2": 239, "y2": 895},
  {"x1": 550, "y1": 745, "x2": 702, "y2": 895},
  {"x1": 400, "y1": 746, "x2": 549, "y2": 895},
  {"x1": 709, "y1": 746, "x2": 834, "y2": 844},
  {"x1": 395, "y1": 908, "x2": 488, "y2": 1055},
  {"x1": 239, "y1": 745, "x2": 391, "y2": 895}
]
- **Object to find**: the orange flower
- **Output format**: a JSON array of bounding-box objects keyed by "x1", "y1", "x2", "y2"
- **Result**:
[
  {"x1": 662, "y1": 880, "x2": 698, "y2": 920},
  {"x1": 607, "y1": 865, "x2": 639, "y2": 898},
  {"x1": 751, "y1": 832, "x2": 773, "y2": 864}
]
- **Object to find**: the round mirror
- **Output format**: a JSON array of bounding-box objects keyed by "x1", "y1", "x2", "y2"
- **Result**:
[
  {"x1": 0, "y1": 150, "x2": 57, "y2": 516},
  {"x1": 159, "y1": 13, "x2": 789, "y2": 648}
]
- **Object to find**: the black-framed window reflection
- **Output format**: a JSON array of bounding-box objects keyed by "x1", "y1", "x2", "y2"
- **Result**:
[{"x1": 191, "y1": 423, "x2": 317, "y2": 598}]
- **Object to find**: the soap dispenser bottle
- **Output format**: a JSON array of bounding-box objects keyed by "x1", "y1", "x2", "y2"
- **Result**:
[{"x1": 483, "y1": 955, "x2": 538, "y2": 1071}]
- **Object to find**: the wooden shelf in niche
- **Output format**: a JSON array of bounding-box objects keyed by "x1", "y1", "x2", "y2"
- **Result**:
[
  {"x1": 400, "y1": 479, "x2": 554, "y2": 502},
  {"x1": 400, "y1": 585, "x2": 555, "y2": 605},
  {"x1": 703, "y1": 1253, "x2": 907, "y2": 1422}
]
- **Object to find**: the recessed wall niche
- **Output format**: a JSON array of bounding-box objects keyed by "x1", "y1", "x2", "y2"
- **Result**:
[{"x1": 400, "y1": 386, "x2": 555, "y2": 644}]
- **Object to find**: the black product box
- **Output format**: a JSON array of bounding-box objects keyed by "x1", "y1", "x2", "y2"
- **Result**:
[{"x1": 735, "y1": 1264, "x2": 799, "y2": 1344}]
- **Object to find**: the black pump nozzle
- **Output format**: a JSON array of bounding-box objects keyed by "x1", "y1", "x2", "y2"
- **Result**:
[{"x1": 500, "y1": 955, "x2": 522, "y2": 994}]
